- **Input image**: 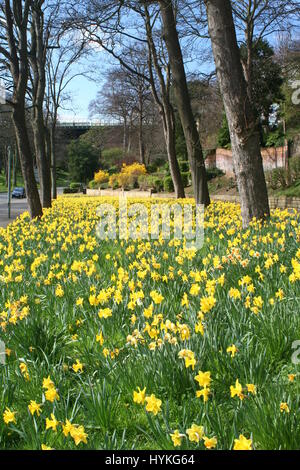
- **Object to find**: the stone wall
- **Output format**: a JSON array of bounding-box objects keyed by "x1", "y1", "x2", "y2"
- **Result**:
[
  {"x1": 211, "y1": 194, "x2": 300, "y2": 211},
  {"x1": 86, "y1": 189, "x2": 300, "y2": 211},
  {"x1": 87, "y1": 189, "x2": 152, "y2": 198}
]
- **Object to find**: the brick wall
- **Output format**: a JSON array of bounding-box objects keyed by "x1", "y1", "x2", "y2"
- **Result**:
[
  {"x1": 205, "y1": 150, "x2": 216, "y2": 169},
  {"x1": 211, "y1": 146, "x2": 288, "y2": 175}
]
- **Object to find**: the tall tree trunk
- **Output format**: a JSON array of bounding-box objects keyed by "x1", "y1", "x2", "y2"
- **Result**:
[
  {"x1": 158, "y1": 0, "x2": 210, "y2": 206},
  {"x1": 246, "y1": 41, "x2": 253, "y2": 102},
  {"x1": 31, "y1": 6, "x2": 51, "y2": 208},
  {"x1": 32, "y1": 114, "x2": 51, "y2": 207},
  {"x1": 204, "y1": 0, "x2": 270, "y2": 227},
  {"x1": 143, "y1": 3, "x2": 184, "y2": 198},
  {"x1": 12, "y1": 105, "x2": 43, "y2": 219},
  {"x1": 4, "y1": 147, "x2": 8, "y2": 185},
  {"x1": 127, "y1": 115, "x2": 133, "y2": 154},
  {"x1": 138, "y1": 90, "x2": 146, "y2": 164},
  {"x1": 163, "y1": 106, "x2": 185, "y2": 198},
  {"x1": 123, "y1": 116, "x2": 128, "y2": 156},
  {"x1": 138, "y1": 114, "x2": 146, "y2": 165},
  {"x1": 243, "y1": 19, "x2": 255, "y2": 103},
  {"x1": 3, "y1": 0, "x2": 42, "y2": 219},
  {"x1": 50, "y1": 125, "x2": 57, "y2": 199}
]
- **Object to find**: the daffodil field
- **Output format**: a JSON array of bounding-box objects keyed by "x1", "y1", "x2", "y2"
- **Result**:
[{"x1": 0, "y1": 196, "x2": 300, "y2": 450}]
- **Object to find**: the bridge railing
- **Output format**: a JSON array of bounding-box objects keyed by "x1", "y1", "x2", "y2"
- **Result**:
[{"x1": 56, "y1": 121, "x2": 103, "y2": 128}]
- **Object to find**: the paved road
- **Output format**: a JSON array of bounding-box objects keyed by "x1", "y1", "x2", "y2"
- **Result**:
[{"x1": 0, "y1": 188, "x2": 64, "y2": 228}]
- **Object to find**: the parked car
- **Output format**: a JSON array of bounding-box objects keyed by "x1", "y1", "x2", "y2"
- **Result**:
[{"x1": 12, "y1": 187, "x2": 26, "y2": 199}]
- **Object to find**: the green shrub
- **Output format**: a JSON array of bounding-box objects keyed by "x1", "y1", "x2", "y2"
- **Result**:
[
  {"x1": 206, "y1": 168, "x2": 225, "y2": 181},
  {"x1": 152, "y1": 177, "x2": 164, "y2": 193},
  {"x1": 138, "y1": 175, "x2": 163, "y2": 192},
  {"x1": 179, "y1": 161, "x2": 189, "y2": 173},
  {"x1": 217, "y1": 114, "x2": 231, "y2": 149},
  {"x1": 289, "y1": 156, "x2": 300, "y2": 183},
  {"x1": 153, "y1": 155, "x2": 167, "y2": 168},
  {"x1": 181, "y1": 172, "x2": 191, "y2": 188},
  {"x1": 265, "y1": 168, "x2": 287, "y2": 190},
  {"x1": 146, "y1": 164, "x2": 157, "y2": 174},
  {"x1": 164, "y1": 176, "x2": 174, "y2": 192},
  {"x1": 108, "y1": 165, "x2": 119, "y2": 175},
  {"x1": 70, "y1": 182, "x2": 82, "y2": 190},
  {"x1": 163, "y1": 162, "x2": 170, "y2": 173},
  {"x1": 102, "y1": 148, "x2": 123, "y2": 166},
  {"x1": 67, "y1": 140, "x2": 99, "y2": 183},
  {"x1": 88, "y1": 180, "x2": 98, "y2": 189},
  {"x1": 265, "y1": 129, "x2": 285, "y2": 148},
  {"x1": 63, "y1": 187, "x2": 78, "y2": 194},
  {"x1": 137, "y1": 175, "x2": 148, "y2": 190}
]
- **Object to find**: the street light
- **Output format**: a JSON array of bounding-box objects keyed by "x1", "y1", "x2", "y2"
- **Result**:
[{"x1": 7, "y1": 145, "x2": 12, "y2": 219}]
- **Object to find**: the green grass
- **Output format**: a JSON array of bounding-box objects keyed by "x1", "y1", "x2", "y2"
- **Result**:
[
  {"x1": 271, "y1": 180, "x2": 300, "y2": 198},
  {"x1": 0, "y1": 174, "x2": 24, "y2": 193},
  {"x1": 207, "y1": 174, "x2": 300, "y2": 199},
  {"x1": 0, "y1": 170, "x2": 70, "y2": 193}
]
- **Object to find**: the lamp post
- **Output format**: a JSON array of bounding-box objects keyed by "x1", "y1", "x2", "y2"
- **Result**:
[{"x1": 7, "y1": 146, "x2": 12, "y2": 219}]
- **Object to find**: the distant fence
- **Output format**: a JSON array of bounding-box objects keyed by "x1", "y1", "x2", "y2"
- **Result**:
[{"x1": 56, "y1": 122, "x2": 102, "y2": 129}]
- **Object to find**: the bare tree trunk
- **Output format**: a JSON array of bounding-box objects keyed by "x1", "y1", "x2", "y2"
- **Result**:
[
  {"x1": 50, "y1": 125, "x2": 57, "y2": 199},
  {"x1": 122, "y1": 116, "x2": 128, "y2": 156},
  {"x1": 143, "y1": 3, "x2": 185, "y2": 198},
  {"x1": 138, "y1": 114, "x2": 145, "y2": 165},
  {"x1": 3, "y1": 0, "x2": 42, "y2": 219},
  {"x1": 45, "y1": 124, "x2": 57, "y2": 199},
  {"x1": 31, "y1": 4, "x2": 51, "y2": 208},
  {"x1": 137, "y1": 89, "x2": 146, "y2": 164},
  {"x1": 204, "y1": 0, "x2": 270, "y2": 227},
  {"x1": 13, "y1": 105, "x2": 43, "y2": 218},
  {"x1": 32, "y1": 116, "x2": 51, "y2": 207},
  {"x1": 4, "y1": 147, "x2": 8, "y2": 185},
  {"x1": 246, "y1": 43, "x2": 253, "y2": 101},
  {"x1": 158, "y1": 0, "x2": 210, "y2": 206},
  {"x1": 159, "y1": 103, "x2": 185, "y2": 198},
  {"x1": 127, "y1": 114, "x2": 133, "y2": 154}
]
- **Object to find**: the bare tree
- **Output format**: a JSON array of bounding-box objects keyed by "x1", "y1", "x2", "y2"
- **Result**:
[
  {"x1": 91, "y1": 52, "x2": 153, "y2": 165},
  {"x1": 0, "y1": 102, "x2": 15, "y2": 181},
  {"x1": 45, "y1": 31, "x2": 87, "y2": 198},
  {"x1": 90, "y1": 68, "x2": 136, "y2": 157},
  {"x1": 71, "y1": 0, "x2": 185, "y2": 197},
  {"x1": 231, "y1": 0, "x2": 300, "y2": 101},
  {"x1": 204, "y1": 0, "x2": 270, "y2": 227},
  {"x1": 158, "y1": 0, "x2": 210, "y2": 206},
  {"x1": 29, "y1": 0, "x2": 52, "y2": 208},
  {"x1": 142, "y1": 2, "x2": 185, "y2": 197},
  {"x1": 0, "y1": 0, "x2": 42, "y2": 219},
  {"x1": 122, "y1": 46, "x2": 153, "y2": 165},
  {"x1": 188, "y1": 77, "x2": 223, "y2": 149}
]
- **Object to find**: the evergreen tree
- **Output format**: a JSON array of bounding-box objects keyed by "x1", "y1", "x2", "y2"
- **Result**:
[{"x1": 67, "y1": 140, "x2": 99, "y2": 184}]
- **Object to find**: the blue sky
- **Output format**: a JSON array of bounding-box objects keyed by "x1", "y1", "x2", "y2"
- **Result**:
[
  {"x1": 58, "y1": 17, "x2": 299, "y2": 123},
  {"x1": 58, "y1": 50, "x2": 214, "y2": 122},
  {"x1": 58, "y1": 74, "x2": 99, "y2": 123}
]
